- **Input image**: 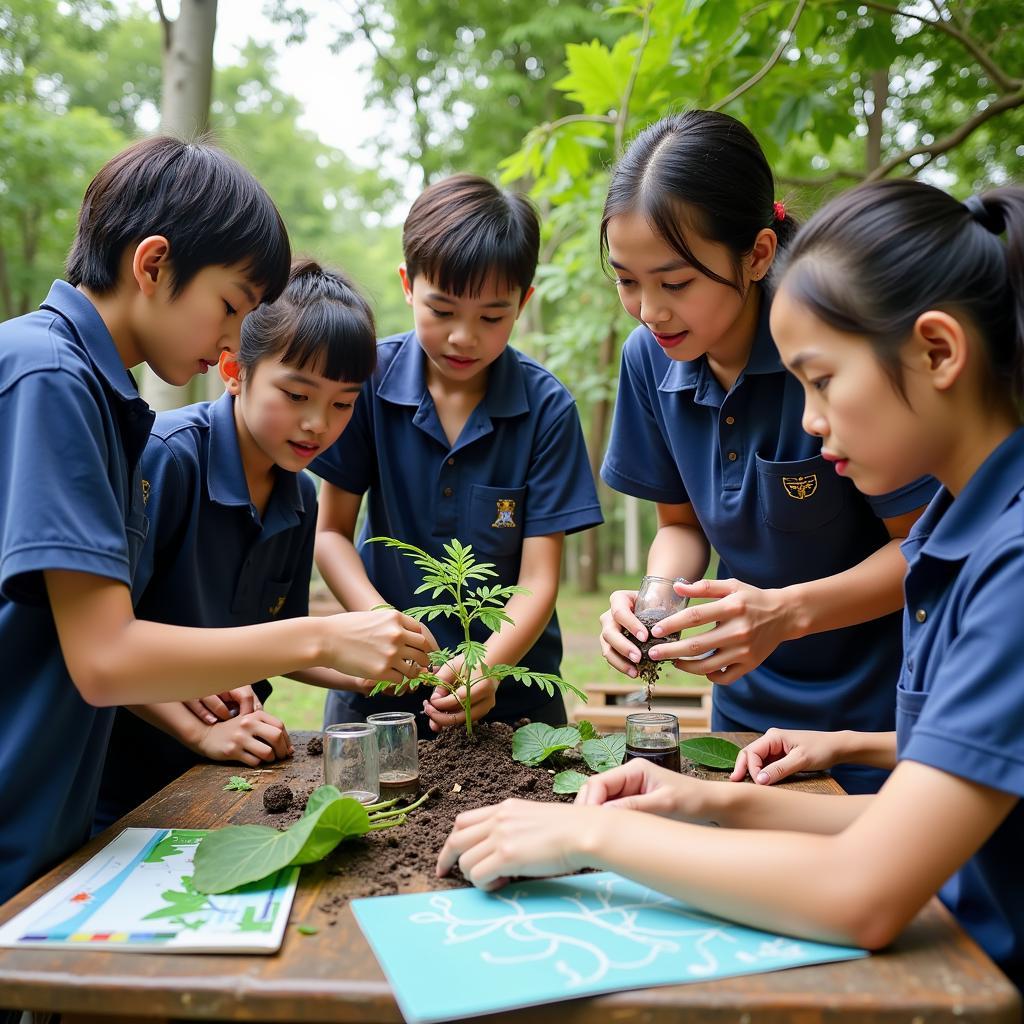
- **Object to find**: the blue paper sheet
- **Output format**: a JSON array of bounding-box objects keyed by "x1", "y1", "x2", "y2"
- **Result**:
[{"x1": 352, "y1": 871, "x2": 868, "y2": 1022}]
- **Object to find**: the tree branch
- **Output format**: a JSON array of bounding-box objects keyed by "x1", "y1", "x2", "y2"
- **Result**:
[
  {"x1": 711, "y1": 0, "x2": 807, "y2": 112},
  {"x1": 154, "y1": 0, "x2": 172, "y2": 51},
  {"x1": 866, "y1": 87, "x2": 1024, "y2": 180},
  {"x1": 542, "y1": 112, "x2": 617, "y2": 134},
  {"x1": 615, "y1": 2, "x2": 653, "y2": 156},
  {"x1": 777, "y1": 168, "x2": 866, "y2": 187}
]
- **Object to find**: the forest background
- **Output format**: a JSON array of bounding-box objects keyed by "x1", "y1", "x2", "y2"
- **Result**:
[{"x1": 3, "y1": 0, "x2": 1022, "y2": 598}]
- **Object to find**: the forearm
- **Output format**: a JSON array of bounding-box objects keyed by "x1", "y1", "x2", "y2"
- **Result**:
[
  {"x1": 647, "y1": 523, "x2": 711, "y2": 583},
  {"x1": 287, "y1": 666, "x2": 365, "y2": 692},
  {"x1": 481, "y1": 586, "x2": 557, "y2": 677},
  {"x1": 784, "y1": 539, "x2": 906, "y2": 639},
  {"x1": 126, "y1": 701, "x2": 206, "y2": 754},
  {"x1": 707, "y1": 780, "x2": 874, "y2": 833},
  {"x1": 314, "y1": 529, "x2": 384, "y2": 611},
  {"x1": 829, "y1": 731, "x2": 898, "y2": 769}
]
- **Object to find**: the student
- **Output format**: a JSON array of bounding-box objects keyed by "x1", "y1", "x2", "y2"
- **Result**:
[
  {"x1": 438, "y1": 178, "x2": 1024, "y2": 990},
  {"x1": 93, "y1": 259, "x2": 381, "y2": 832},
  {"x1": 0, "y1": 137, "x2": 431, "y2": 902},
  {"x1": 313, "y1": 174, "x2": 603, "y2": 737},
  {"x1": 596, "y1": 111, "x2": 935, "y2": 793}
]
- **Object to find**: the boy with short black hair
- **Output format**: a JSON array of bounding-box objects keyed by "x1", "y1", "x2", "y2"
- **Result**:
[
  {"x1": 313, "y1": 173, "x2": 603, "y2": 736},
  {"x1": 0, "y1": 136, "x2": 431, "y2": 901}
]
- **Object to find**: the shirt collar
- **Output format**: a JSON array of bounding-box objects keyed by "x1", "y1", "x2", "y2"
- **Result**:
[
  {"x1": 657, "y1": 291, "x2": 782, "y2": 394},
  {"x1": 376, "y1": 332, "x2": 530, "y2": 418},
  {"x1": 903, "y1": 427, "x2": 1024, "y2": 564},
  {"x1": 40, "y1": 280, "x2": 143, "y2": 404}
]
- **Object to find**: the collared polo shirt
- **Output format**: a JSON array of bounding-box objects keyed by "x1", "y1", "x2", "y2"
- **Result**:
[
  {"x1": 0, "y1": 280, "x2": 154, "y2": 901},
  {"x1": 897, "y1": 427, "x2": 1024, "y2": 989},
  {"x1": 94, "y1": 391, "x2": 315, "y2": 830},
  {"x1": 312, "y1": 331, "x2": 603, "y2": 728},
  {"x1": 601, "y1": 299, "x2": 937, "y2": 747}
]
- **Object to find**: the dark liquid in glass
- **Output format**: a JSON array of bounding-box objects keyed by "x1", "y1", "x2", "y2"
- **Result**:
[
  {"x1": 624, "y1": 745, "x2": 682, "y2": 773},
  {"x1": 378, "y1": 772, "x2": 420, "y2": 801}
]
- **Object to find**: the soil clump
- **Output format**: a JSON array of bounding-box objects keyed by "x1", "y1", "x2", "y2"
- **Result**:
[
  {"x1": 623, "y1": 609, "x2": 681, "y2": 707},
  {"x1": 262, "y1": 782, "x2": 293, "y2": 813}
]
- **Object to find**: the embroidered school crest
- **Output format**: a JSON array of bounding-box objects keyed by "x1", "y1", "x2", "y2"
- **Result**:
[
  {"x1": 141, "y1": 479, "x2": 151, "y2": 506},
  {"x1": 782, "y1": 474, "x2": 818, "y2": 500},
  {"x1": 492, "y1": 499, "x2": 516, "y2": 528},
  {"x1": 268, "y1": 596, "x2": 286, "y2": 616}
]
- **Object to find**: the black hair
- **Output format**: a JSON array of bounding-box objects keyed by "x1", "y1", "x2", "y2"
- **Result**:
[
  {"x1": 779, "y1": 179, "x2": 1024, "y2": 401},
  {"x1": 402, "y1": 173, "x2": 539, "y2": 298},
  {"x1": 67, "y1": 135, "x2": 291, "y2": 303},
  {"x1": 238, "y1": 259, "x2": 377, "y2": 383},
  {"x1": 601, "y1": 110, "x2": 797, "y2": 291}
]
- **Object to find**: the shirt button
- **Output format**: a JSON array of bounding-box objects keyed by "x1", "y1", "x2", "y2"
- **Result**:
[
  {"x1": 447, "y1": 457, "x2": 455, "y2": 466},
  {"x1": 727, "y1": 451, "x2": 738, "y2": 461},
  {"x1": 725, "y1": 416, "x2": 735, "y2": 425},
  {"x1": 443, "y1": 487, "x2": 454, "y2": 497},
  {"x1": 915, "y1": 608, "x2": 927, "y2": 623}
]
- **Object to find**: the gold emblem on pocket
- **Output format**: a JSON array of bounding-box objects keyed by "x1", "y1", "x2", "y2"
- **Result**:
[
  {"x1": 492, "y1": 499, "x2": 516, "y2": 528},
  {"x1": 783, "y1": 474, "x2": 818, "y2": 500},
  {"x1": 141, "y1": 479, "x2": 151, "y2": 506},
  {"x1": 268, "y1": 596, "x2": 286, "y2": 616}
]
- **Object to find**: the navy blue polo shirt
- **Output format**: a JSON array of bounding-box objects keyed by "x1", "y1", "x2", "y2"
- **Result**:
[
  {"x1": 312, "y1": 331, "x2": 603, "y2": 733},
  {"x1": 94, "y1": 392, "x2": 316, "y2": 831},
  {"x1": 601, "y1": 300, "x2": 936, "y2": 768},
  {"x1": 897, "y1": 428, "x2": 1024, "y2": 990},
  {"x1": 0, "y1": 281, "x2": 154, "y2": 902}
]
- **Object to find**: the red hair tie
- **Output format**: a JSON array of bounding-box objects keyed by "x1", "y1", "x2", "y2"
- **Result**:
[{"x1": 773, "y1": 201, "x2": 786, "y2": 222}]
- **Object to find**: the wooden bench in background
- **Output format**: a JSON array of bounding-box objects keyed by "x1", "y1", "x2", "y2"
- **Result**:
[{"x1": 571, "y1": 680, "x2": 712, "y2": 732}]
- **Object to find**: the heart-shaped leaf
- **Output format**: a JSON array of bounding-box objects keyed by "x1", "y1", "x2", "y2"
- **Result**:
[
  {"x1": 192, "y1": 785, "x2": 370, "y2": 893},
  {"x1": 552, "y1": 770, "x2": 589, "y2": 794},
  {"x1": 581, "y1": 734, "x2": 627, "y2": 773},
  {"x1": 511, "y1": 723, "x2": 582, "y2": 765},
  {"x1": 679, "y1": 736, "x2": 742, "y2": 770}
]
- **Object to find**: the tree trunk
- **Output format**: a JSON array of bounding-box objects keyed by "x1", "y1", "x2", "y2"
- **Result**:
[
  {"x1": 866, "y1": 68, "x2": 888, "y2": 172},
  {"x1": 142, "y1": 0, "x2": 219, "y2": 411}
]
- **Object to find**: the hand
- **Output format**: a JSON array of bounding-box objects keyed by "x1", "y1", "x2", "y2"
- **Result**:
[
  {"x1": 730, "y1": 728, "x2": 842, "y2": 785},
  {"x1": 649, "y1": 579, "x2": 797, "y2": 684},
  {"x1": 575, "y1": 758, "x2": 702, "y2": 820},
  {"x1": 323, "y1": 609, "x2": 436, "y2": 683},
  {"x1": 436, "y1": 799, "x2": 598, "y2": 890},
  {"x1": 195, "y1": 709, "x2": 293, "y2": 767},
  {"x1": 183, "y1": 686, "x2": 261, "y2": 725},
  {"x1": 423, "y1": 665, "x2": 497, "y2": 733},
  {"x1": 598, "y1": 589, "x2": 643, "y2": 678}
]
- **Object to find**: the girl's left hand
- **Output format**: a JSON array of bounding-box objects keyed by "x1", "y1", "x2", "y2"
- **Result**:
[
  {"x1": 184, "y1": 686, "x2": 262, "y2": 725},
  {"x1": 649, "y1": 579, "x2": 797, "y2": 684},
  {"x1": 436, "y1": 799, "x2": 597, "y2": 890},
  {"x1": 423, "y1": 662, "x2": 498, "y2": 732}
]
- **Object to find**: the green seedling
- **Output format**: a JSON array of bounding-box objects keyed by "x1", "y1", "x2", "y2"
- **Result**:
[{"x1": 223, "y1": 776, "x2": 253, "y2": 792}]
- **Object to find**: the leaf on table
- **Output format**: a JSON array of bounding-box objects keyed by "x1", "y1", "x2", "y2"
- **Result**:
[
  {"x1": 223, "y1": 776, "x2": 253, "y2": 792},
  {"x1": 678, "y1": 736, "x2": 742, "y2": 770},
  {"x1": 552, "y1": 770, "x2": 589, "y2": 794},
  {"x1": 581, "y1": 733, "x2": 627, "y2": 773}
]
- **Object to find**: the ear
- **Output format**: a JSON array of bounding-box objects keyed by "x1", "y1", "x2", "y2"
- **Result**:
[
  {"x1": 909, "y1": 310, "x2": 968, "y2": 392},
  {"x1": 219, "y1": 350, "x2": 242, "y2": 393},
  {"x1": 132, "y1": 236, "x2": 171, "y2": 297},
  {"x1": 748, "y1": 227, "x2": 778, "y2": 283},
  {"x1": 398, "y1": 263, "x2": 414, "y2": 307},
  {"x1": 515, "y1": 285, "x2": 535, "y2": 318}
]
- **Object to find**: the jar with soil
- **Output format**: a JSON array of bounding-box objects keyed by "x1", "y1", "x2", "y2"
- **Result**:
[
  {"x1": 622, "y1": 575, "x2": 689, "y2": 705},
  {"x1": 624, "y1": 711, "x2": 682, "y2": 772},
  {"x1": 367, "y1": 711, "x2": 420, "y2": 801}
]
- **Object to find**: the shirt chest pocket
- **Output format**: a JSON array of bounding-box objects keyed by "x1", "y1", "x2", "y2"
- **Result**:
[
  {"x1": 259, "y1": 578, "x2": 292, "y2": 621},
  {"x1": 467, "y1": 484, "x2": 527, "y2": 559},
  {"x1": 755, "y1": 454, "x2": 845, "y2": 533}
]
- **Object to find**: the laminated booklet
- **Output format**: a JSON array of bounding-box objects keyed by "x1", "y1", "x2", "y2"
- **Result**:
[
  {"x1": 353, "y1": 871, "x2": 868, "y2": 1023},
  {"x1": 0, "y1": 827, "x2": 298, "y2": 954}
]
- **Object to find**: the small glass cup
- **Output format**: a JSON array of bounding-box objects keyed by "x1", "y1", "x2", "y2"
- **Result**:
[
  {"x1": 632, "y1": 575, "x2": 712, "y2": 662},
  {"x1": 367, "y1": 711, "x2": 420, "y2": 801},
  {"x1": 323, "y1": 723, "x2": 379, "y2": 804},
  {"x1": 624, "y1": 712, "x2": 681, "y2": 772}
]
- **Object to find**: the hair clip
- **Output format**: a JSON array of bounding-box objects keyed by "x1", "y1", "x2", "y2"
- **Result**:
[{"x1": 773, "y1": 201, "x2": 786, "y2": 222}]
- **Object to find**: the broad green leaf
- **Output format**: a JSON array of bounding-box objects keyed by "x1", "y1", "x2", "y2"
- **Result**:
[
  {"x1": 553, "y1": 770, "x2": 589, "y2": 794},
  {"x1": 192, "y1": 786, "x2": 370, "y2": 893},
  {"x1": 679, "y1": 736, "x2": 743, "y2": 770},
  {"x1": 582, "y1": 734, "x2": 627, "y2": 773},
  {"x1": 511, "y1": 723, "x2": 582, "y2": 765}
]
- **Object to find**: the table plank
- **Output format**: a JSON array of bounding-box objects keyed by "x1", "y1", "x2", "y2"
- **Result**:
[{"x1": 1, "y1": 733, "x2": 1019, "y2": 1023}]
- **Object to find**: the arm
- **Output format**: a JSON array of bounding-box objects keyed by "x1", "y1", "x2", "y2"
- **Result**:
[
  {"x1": 423, "y1": 533, "x2": 564, "y2": 731},
  {"x1": 730, "y1": 729, "x2": 898, "y2": 785},
  {"x1": 314, "y1": 483, "x2": 385, "y2": 611},
  {"x1": 600, "y1": 501, "x2": 710, "y2": 677},
  {"x1": 438, "y1": 760, "x2": 1015, "y2": 949},
  {"x1": 45, "y1": 570, "x2": 432, "y2": 706},
  {"x1": 286, "y1": 666, "x2": 375, "y2": 694},
  {"x1": 654, "y1": 508, "x2": 927, "y2": 683}
]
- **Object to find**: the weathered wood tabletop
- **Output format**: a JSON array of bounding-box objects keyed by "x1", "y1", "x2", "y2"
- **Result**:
[{"x1": 0, "y1": 732, "x2": 1019, "y2": 1024}]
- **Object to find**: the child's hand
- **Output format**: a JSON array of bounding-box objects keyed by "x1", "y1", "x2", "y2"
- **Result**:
[
  {"x1": 184, "y1": 686, "x2": 262, "y2": 725},
  {"x1": 195, "y1": 709, "x2": 293, "y2": 767},
  {"x1": 598, "y1": 589, "x2": 642, "y2": 677},
  {"x1": 730, "y1": 728, "x2": 839, "y2": 785},
  {"x1": 324, "y1": 609, "x2": 436, "y2": 683},
  {"x1": 422, "y1": 661, "x2": 497, "y2": 732},
  {"x1": 574, "y1": 758, "x2": 699, "y2": 820}
]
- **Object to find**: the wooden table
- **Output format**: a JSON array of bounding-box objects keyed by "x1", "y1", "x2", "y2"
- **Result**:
[{"x1": 0, "y1": 733, "x2": 1019, "y2": 1023}]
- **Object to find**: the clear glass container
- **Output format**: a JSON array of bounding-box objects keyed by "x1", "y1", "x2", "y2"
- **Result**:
[
  {"x1": 323, "y1": 722, "x2": 379, "y2": 803},
  {"x1": 624, "y1": 711, "x2": 682, "y2": 772},
  {"x1": 367, "y1": 711, "x2": 419, "y2": 800}
]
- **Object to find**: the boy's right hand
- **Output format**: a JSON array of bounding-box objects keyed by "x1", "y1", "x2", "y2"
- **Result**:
[
  {"x1": 324, "y1": 609, "x2": 435, "y2": 684},
  {"x1": 574, "y1": 758, "x2": 702, "y2": 821},
  {"x1": 730, "y1": 728, "x2": 839, "y2": 786},
  {"x1": 598, "y1": 590, "x2": 642, "y2": 678},
  {"x1": 196, "y1": 709, "x2": 293, "y2": 767}
]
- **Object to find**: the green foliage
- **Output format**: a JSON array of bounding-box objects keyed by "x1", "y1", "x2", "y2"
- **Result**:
[
  {"x1": 581, "y1": 734, "x2": 627, "y2": 773},
  {"x1": 552, "y1": 770, "x2": 590, "y2": 795},
  {"x1": 577, "y1": 720, "x2": 598, "y2": 742},
  {"x1": 678, "y1": 736, "x2": 743, "y2": 770},
  {"x1": 367, "y1": 537, "x2": 587, "y2": 735},
  {"x1": 511, "y1": 723, "x2": 584, "y2": 766},
  {"x1": 223, "y1": 776, "x2": 254, "y2": 792},
  {"x1": 296, "y1": 924, "x2": 319, "y2": 935}
]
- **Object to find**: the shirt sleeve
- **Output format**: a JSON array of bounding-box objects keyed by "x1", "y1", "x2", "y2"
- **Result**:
[
  {"x1": 309, "y1": 381, "x2": 377, "y2": 495},
  {"x1": 901, "y1": 539, "x2": 1024, "y2": 797},
  {"x1": 0, "y1": 369, "x2": 133, "y2": 605},
  {"x1": 867, "y1": 475, "x2": 940, "y2": 519},
  {"x1": 600, "y1": 331, "x2": 690, "y2": 504},
  {"x1": 522, "y1": 402, "x2": 603, "y2": 538}
]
